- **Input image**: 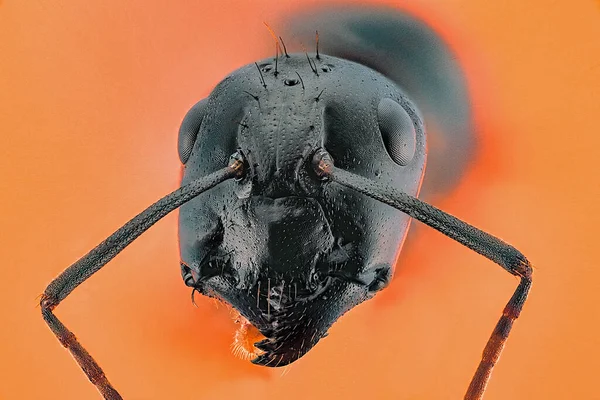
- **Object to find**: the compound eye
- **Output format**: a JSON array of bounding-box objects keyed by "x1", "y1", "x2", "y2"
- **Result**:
[
  {"x1": 178, "y1": 98, "x2": 208, "y2": 164},
  {"x1": 377, "y1": 98, "x2": 416, "y2": 166}
]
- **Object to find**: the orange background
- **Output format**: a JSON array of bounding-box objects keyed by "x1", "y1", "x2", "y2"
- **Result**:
[{"x1": 1, "y1": 1, "x2": 599, "y2": 399}]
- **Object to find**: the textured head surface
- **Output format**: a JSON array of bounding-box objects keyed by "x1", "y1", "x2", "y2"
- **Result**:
[
  {"x1": 286, "y1": 6, "x2": 474, "y2": 197},
  {"x1": 178, "y1": 53, "x2": 426, "y2": 366}
]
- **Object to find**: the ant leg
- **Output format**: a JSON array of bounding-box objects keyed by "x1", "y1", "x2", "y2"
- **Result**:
[
  {"x1": 41, "y1": 308, "x2": 122, "y2": 399},
  {"x1": 313, "y1": 150, "x2": 533, "y2": 400},
  {"x1": 41, "y1": 157, "x2": 242, "y2": 399}
]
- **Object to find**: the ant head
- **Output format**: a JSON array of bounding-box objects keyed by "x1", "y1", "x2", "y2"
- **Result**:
[{"x1": 177, "y1": 54, "x2": 426, "y2": 366}]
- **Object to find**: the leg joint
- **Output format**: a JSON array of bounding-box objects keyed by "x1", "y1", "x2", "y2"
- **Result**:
[
  {"x1": 40, "y1": 293, "x2": 58, "y2": 311},
  {"x1": 516, "y1": 259, "x2": 533, "y2": 280}
]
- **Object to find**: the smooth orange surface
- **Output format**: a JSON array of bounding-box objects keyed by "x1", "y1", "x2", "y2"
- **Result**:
[{"x1": 1, "y1": 1, "x2": 599, "y2": 399}]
